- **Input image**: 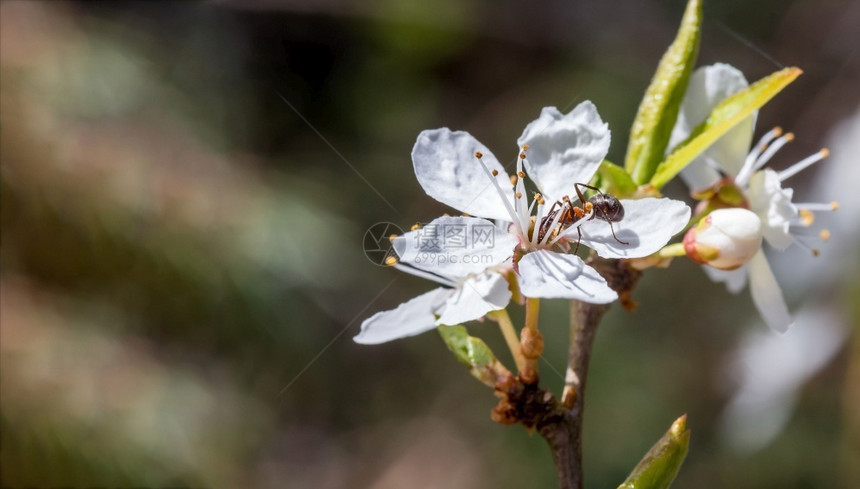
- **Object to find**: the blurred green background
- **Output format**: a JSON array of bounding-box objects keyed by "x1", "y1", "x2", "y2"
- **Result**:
[{"x1": 2, "y1": 1, "x2": 858, "y2": 488}]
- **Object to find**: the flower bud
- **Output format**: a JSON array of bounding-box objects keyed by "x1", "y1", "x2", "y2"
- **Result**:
[{"x1": 684, "y1": 208, "x2": 762, "y2": 270}]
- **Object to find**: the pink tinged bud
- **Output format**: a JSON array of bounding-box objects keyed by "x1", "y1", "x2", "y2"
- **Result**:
[{"x1": 684, "y1": 208, "x2": 763, "y2": 270}]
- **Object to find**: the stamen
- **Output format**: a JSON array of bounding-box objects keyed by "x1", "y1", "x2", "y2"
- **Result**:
[
  {"x1": 539, "y1": 202, "x2": 568, "y2": 246},
  {"x1": 738, "y1": 127, "x2": 783, "y2": 184},
  {"x1": 515, "y1": 152, "x2": 530, "y2": 234},
  {"x1": 389, "y1": 234, "x2": 399, "y2": 242},
  {"x1": 410, "y1": 223, "x2": 421, "y2": 231},
  {"x1": 522, "y1": 144, "x2": 530, "y2": 151},
  {"x1": 752, "y1": 132, "x2": 794, "y2": 172},
  {"x1": 527, "y1": 194, "x2": 538, "y2": 216},
  {"x1": 790, "y1": 225, "x2": 828, "y2": 238},
  {"x1": 393, "y1": 263, "x2": 458, "y2": 288},
  {"x1": 795, "y1": 201, "x2": 838, "y2": 212},
  {"x1": 779, "y1": 148, "x2": 829, "y2": 182},
  {"x1": 491, "y1": 170, "x2": 499, "y2": 176},
  {"x1": 798, "y1": 209, "x2": 815, "y2": 226},
  {"x1": 474, "y1": 154, "x2": 523, "y2": 235},
  {"x1": 791, "y1": 238, "x2": 820, "y2": 257},
  {"x1": 531, "y1": 194, "x2": 544, "y2": 247},
  {"x1": 385, "y1": 256, "x2": 398, "y2": 266}
]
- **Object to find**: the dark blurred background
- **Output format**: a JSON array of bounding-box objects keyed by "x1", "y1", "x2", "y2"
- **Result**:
[{"x1": 2, "y1": 1, "x2": 858, "y2": 488}]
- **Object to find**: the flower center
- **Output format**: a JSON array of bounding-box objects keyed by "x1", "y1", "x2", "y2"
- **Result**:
[{"x1": 474, "y1": 148, "x2": 593, "y2": 254}]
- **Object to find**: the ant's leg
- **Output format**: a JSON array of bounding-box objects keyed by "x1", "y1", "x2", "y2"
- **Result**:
[
  {"x1": 573, "y1": 225, "x2": 583, "y2": 254},
  {"x1": 574, "y1": 183, "x2": 589, "y2": 205},
  {"x1": 607, "y1": 221, "x2": 629, "y2": 245},
  {"x1": 575, "y1": 182, "x2": 606, "y2": 198}
]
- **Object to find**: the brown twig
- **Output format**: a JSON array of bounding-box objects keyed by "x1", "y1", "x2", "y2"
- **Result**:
[{"x1": 492, "y1": 257, "x2": 642, "y2": 489}]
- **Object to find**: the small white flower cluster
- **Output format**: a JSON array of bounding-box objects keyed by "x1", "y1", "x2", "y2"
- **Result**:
[
  {"x1": 356, "y1": 102, "x2": 690, "y2": 344},
  {"x1": 671, "y1": 63, "x2": 836, "y2": 333}
]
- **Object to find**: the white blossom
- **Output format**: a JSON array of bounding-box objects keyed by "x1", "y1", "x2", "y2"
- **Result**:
[
  {"x1": 669, "y1": 63, "x2": 836, "y2": 332},
  {"x1": 413, "y1": 102, "x2": 690, "y2": 301}
]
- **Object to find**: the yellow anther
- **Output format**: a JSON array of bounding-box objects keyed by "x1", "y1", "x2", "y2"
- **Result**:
[
  {"x1": 491, "y1": 169, "x2": 499, "y2": 176},
  {"x1": 784, "y1": 132, "x2": 795, "y2": 142},
  {"x1": 389, "y1": 233, "x2": 399, "y2": 241},
  {"x1": 773, "y1": 127, "x2": 783, "y2": 136},
  {"x1": 820, "y1": 148, "x2": 830, "y2": 158},
  {"x1": 812, "y1": 248, "x2": 820, "y2": 257},
  {"x1": 799, "y1": 209, "x2": 815, "y2": 226},
  {"x1": 584, "y1": 202, "x2": 594, "y2": 212},
  {"x1": 410, "y1": 223, "x2": 421, "y2": 231},
  {"x1": 819, "y1": 229, "x2": 831, "y2": 241},
  {"x1": 475, "y1": 151, "x2": 483, "y2": 159},
  {"x1": 831, "y1": 201, "x2": 839, "y2": 210},
  {"x1": 385, "y1": 256, "x2": 398, "y2": 266},
  {"x1": 510, "y1": 175, "x2": 518, "y2": 185},
  {"x1": 517, "y1": 171, "x2": 526, "y2": 178},
  {"x1": 520, "y1": 153, "x2": 526, "y2": 159},
  {"x1": 515, "y1": 192, "x2": 522, "y2": 199},
  {"x1": 522, "y1": 144, "x2": 529, "y2": 151}
]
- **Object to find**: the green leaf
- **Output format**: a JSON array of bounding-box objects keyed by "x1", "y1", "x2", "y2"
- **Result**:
[
  {"x1": 617, "y1": 415, "x2": 691, "y2": 489},
  {"x1": 650, "y1": 67, "x2": 802, "y2": 189},
  {"x1": 438, "y1": 325, "x2": 502, "y2": 387},
  {"x1": 591, "y1": 160, "x2": 637, "y2": 198},
  {"x1": 625, "y1": 0, "x2": 702, "y2": 185}
]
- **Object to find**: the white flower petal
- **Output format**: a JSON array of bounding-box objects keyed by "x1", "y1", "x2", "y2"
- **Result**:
[
  {"x1": 517, "y1": 102, "x2": 610, "y2": 203},
  {"x1": 747, "y1": 169, "x2": 796, "y2": 251},
  {"x1": 719, "y1": 390, "x2": 795, "y2": 454},
  {"x1": 748, "y1": 250, "x2": 793, "y2": 333},
  {"x1": 393, "y1": 216, "x2": 518, "y2": 277},
  {"x1": 669, "y1": 63, "x2": 755, "y2": 188},
  {"x1": 354, "y1": 287, "x2": 451, "y2": 344},
  {"x1": 517, "y1": 250, "x2": 617, "y2": 302},
  {"x1": 412, "y1": 128, "x2": 513, "y2": 220},
  {"x1": 703, "y1": 265, "x2": 748, "y2": 294},
  {"x1": 680, "y1": 156, "x2": 722, "y2": 192},
  {"x1": 718, "y1": 307, "x2": 848, "y2": 452},
  {"x1": 576, "y1": 198, "x2": 690, "y2": 259},
  {"x1": 436, "y1": 271, "x2": 512, "y2": 325}
]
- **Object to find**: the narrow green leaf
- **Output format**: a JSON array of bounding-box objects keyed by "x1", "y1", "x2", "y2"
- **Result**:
[
  {"x1": 617, "y1": 415, "x2": 691, "y2": 489},
  {"x1": 625, "y1": 0, "x2": 702, "y2": 185},
  {"x1": 591, "y1": 160, "x2": 637, "y2": 198},
  {"x1": 650, "y1": 67, "x2": 802, "y2": 189},
  {"x1": 438, "y1": 325, "x2": 501, "y2": 387}
]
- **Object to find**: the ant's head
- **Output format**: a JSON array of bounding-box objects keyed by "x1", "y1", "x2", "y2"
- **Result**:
[{"x1": 589, "y1": 193, "x2": 624, "y2": 222}]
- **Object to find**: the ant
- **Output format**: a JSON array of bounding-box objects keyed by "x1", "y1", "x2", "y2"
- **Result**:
[{"x1": 536, "y1": 183, "x2": 628, "y2": 252}]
